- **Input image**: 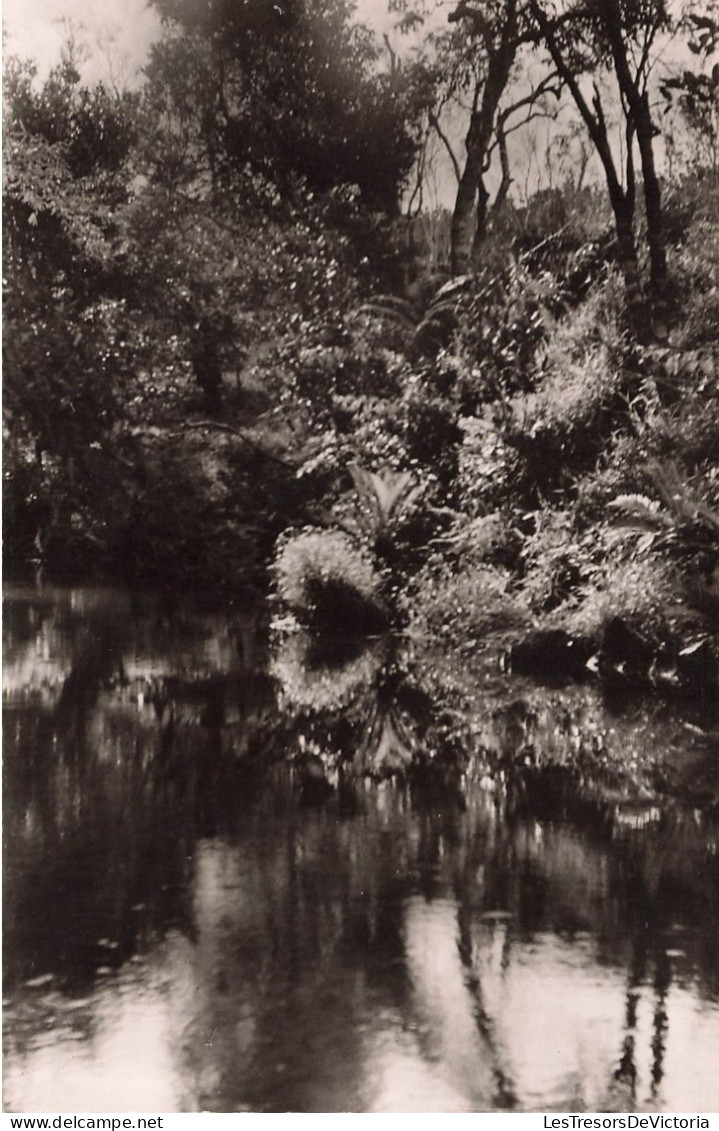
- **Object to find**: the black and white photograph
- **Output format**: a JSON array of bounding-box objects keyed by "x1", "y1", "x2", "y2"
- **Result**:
[{"x1": 3, "y1": 0, "x2": 719, "y2": 1114}]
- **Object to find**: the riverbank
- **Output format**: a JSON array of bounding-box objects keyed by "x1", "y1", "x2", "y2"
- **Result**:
[{"x1": 6, "y1": 167, "x2": 719, "y2": 702}]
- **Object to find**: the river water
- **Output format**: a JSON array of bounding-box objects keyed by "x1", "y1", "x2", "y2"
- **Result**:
[{"x1": 3, "y1": 584, "x2": 719, "y2": 1113}]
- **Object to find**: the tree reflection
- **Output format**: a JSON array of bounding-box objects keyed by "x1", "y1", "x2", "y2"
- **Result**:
[{"x1": 4, "y1": 589, "x2": 719, "y2": 1113}]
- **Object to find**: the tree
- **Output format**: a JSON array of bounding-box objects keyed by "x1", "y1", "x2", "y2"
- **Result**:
[
  {"x1": 400, "y1": 0, "x2": 562, "y2": 274},
  {"x1": 529, "y1": 0, "x2": 671, "y2": 321},
  {"x1": 443, "y1": 0, "x2": 561, "y2": 274},
  {"x1": 143, "y1": 0, "x2": 433, "y2": 214},
  {"x1": 3, "y1": 53, "x2": 147, "y2": 564},
  {"x1": 2, "y1": 29, "x2": 401, "y2": 578},
  {"x1": 661, "y1": 7, "x2": 719, "y2": 173},
  {"x1": 3, "y1": 52, "x2": 141, "y2": 457}
]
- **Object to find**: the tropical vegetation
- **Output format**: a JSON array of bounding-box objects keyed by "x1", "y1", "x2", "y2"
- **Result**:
[{"x1": 4, "y1": 0, "x2": 719, "y2": 696}]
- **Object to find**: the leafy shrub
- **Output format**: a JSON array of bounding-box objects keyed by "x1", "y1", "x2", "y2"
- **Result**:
[
  {"x1": 273, "y1": 527, "x2": 386, "y2": 631},
  {"x1": 531, "y1": 348, "x2": 618, "y2": 433},
  {"x1": 666, "y1": 175, "x2": 719, "y2": 349},
  {"x1": 408, "y1": 560, "x2": 532, "y2": 646},
  {"x1": 519, "y1": 508, "x2": 590, "y2": 613},
  {"x1": 503, "y1": 346, "x2": 626, "y2": 501},
  {"x1": 633, "y1": 348, "x2": 719, "y2": 476},
  {"x1": 435, "y1": 511, "x2": 523, "y2": 572},
  {"x1": 456, "y1": 414, "x2": 521, "y2": 513},
  {"x1": 111, "y1": 435, "x2": 269, "y2": 590},
  {"x1": 562, "y1": 556, "x2": 685, "y2": 644},
  {"x1": 541, "y1": 267, "x2": 626, "y2": 364},
  {"x1": 454, "y1": 260, "x2": 564, "y2": 410},
  {"x1": 607, "y1": 463, "x2": 719, "y2": 561},
  {"x1": 277, "y1": 327, "x2": 403, "y2": 412},
  {"x1": 403, "y1": 386, "x2": 462, "y2": 485},
  {"x1": 352, "y1": 276, "x2": 468, "y2": 361}
]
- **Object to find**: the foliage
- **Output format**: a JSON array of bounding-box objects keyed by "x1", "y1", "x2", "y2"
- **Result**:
[
  {"x1": 407, "y1": 558, "x2": 533, "y2": 647},
  {"x1": 272, "y1": 527, "x2": 385, "y2": 629},
  {"x1": 2, "y1": 42, "x2": 388, "y2": 585},
  {"x1": 3, "y1": 5, "x2": 719, "y2": 700},
  {"x1": 453, "y1": 259, "x2": 566, "y2": 409},
  {"x1": 666, "y1": 176, "x2": 719, "y2": 347},
  {"x1": 353, "y1": 275, "x2": 468, "y2": 357},
  {"x1": 661, "y1": 7, "x2": 719, "y2": 171},
  {"x1": 4, "y1": 53, "x2": 138, "y2": 178},
  {"x1": 505, "y1": 343, "x2": 623, "y2": 495},
  {"x1": 436, "y1": 511, "x2": 523, "y2": 571},
  {"x1": 561, "y1": 555, "x2": 685, "y2": 644},
  {"x1": 608, "y1": 462, "x2": 719, "y2": 572},
  {"x1": 272, "y1": 630, "x2": 385, "y2": 711},
  {"x1": 519, "y1": 507, "x2": 591, "y2": 613},
  {"x1": 3, "y1": 55, "x2": 145, "y2": 570},
  {"x1": 346, "y1": 465, "x2": 423, "y2": 541},
  {"x1": 144, "y1": 0, "x2": 435, "y2": 213}
]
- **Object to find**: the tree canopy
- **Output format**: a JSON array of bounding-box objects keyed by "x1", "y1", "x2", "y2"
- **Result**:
[{"x1": 143, "y1": 0, "x2": 435, "y2": 212}]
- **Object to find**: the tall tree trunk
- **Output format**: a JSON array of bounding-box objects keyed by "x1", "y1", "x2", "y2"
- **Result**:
[
  {"x1": 600, "y1": 0, "x2": 668, "y2": 312},
  {"x1": 630, "y1": 93, "x2": 667, "y2": 309},
  {"x1": 451, "y1": 117, "x2": 487, "y2": 275},
  {"x1": 530, "y1": 1, "x2": 645, "y2": 324},
  {"x1": 450, "y1": 22, "x2": 517, "y2": 276},
  {"x1": 472, "y1": 177, "x2": 492, "y2": 260},
  {"x1": 609, "y1": 189, "x2": 643, "y2": 318}
]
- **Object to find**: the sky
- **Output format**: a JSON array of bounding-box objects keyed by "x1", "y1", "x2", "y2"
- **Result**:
[
  {"x1": 1, "y1": 0, "x2": 462, "y2": 200},
  {"x1": 3, "y1": 0, "x2": 163, "y2": 83},
  {"x1": 2, "y1": 0, "x2": 397, "y2": 83}
]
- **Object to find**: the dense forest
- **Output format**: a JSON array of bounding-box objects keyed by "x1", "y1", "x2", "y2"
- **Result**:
[{"x1": 4, "y1": 0, "x2": 719, "y2": 697}]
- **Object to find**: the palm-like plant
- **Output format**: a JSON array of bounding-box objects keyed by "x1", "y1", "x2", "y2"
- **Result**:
[
  {"x1": 353, "y1": 276, "x2": 471, "y2": 356},
  {"x1": 347, "y1": 463, "x2": 424, "y2": 544}
]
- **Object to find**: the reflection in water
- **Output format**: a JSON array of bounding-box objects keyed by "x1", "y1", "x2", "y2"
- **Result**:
[
  {"x1": 3, "y1": 586, "x2": 719, "y2": 1113},
  {"x1": 5, "y1": 936, "x2": 195, "y2": 1112}
]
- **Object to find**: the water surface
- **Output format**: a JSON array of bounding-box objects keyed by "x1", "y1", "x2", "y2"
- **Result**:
[{"x1": 3, "y1": 584, "x2": 718, "y2": 1113}]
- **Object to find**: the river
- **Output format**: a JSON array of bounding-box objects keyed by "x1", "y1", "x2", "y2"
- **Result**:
[{"x1": 3, "y1": 583, "x2": 718, "y2": 1113}]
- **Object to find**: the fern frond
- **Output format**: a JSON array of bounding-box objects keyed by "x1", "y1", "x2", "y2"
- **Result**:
[
  {"x1": 607, "y1": 494, "x2": 671, "y2": 532},
  {"x1": 418, "y1": 298, "x2": 461, "y2": 328},
  {"x1": 608, "y1": 493, "x2": 662, "y2": 515},
  {"x1": 353, "y1": 296, "x2": 419, "y2": 334},
  {"x1": 431, "y1": 275, "x2": 472, "y2": 302}
]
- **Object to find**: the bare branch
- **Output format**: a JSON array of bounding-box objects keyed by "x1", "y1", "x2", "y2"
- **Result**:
[
  {"x1": 172, "y1": 421, "x2": 296, "y2": 467},
  {"x1": 634, "y1": 9, "x2": 665, "y2": 94},
  {"x1": 500, "y1": 104, "x2": 558, "y2": 141},
  {"x1": 428, "y1": 111, "x2": 462, "y2": 182},
  {"x1": 497, "y1": 77, "x2": 562, "y2": 131},
  {"x1": 492, "y1": 121, "x2": 513, "y2": 212},
  {"x1": 383, "y1": 33, "x2": 399, "y2": 74},
  {"x1": 502, "y1": 72, "x2": 563, "y2": 118}
]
